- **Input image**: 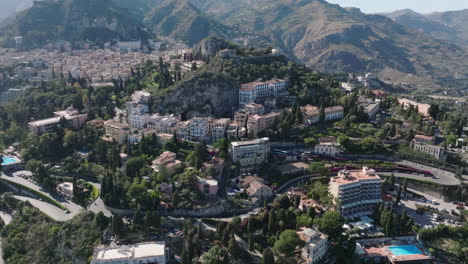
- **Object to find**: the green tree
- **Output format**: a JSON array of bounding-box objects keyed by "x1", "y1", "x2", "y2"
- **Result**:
[
  {"x1": 395, "y1": 184, "x2": 402, "y2": 206},
  {"x1": 262, "y1": 248, "x2": 275, "y2": 264},
  {"x1": 228, "y1": 236, "x2": 242, "y2": 258},
  {"x1": 319, "y1": 104, "x2": 325, "y2": 122},
  {"x1": 94, "y1": 212, "x2": 110, "y2": 230},
  {"x1": 318, "y1": 211, "x2": 345, "y2": 240},
  {"x1": 126, "y1": 156, "x2": 146, "y2": 178},
  {"x1": 111, "y1": 215, "x2": 123, "y2": 235},
  {"x1": 200, "y1": 246, "x2": 229, "y2": 264},
  {"x1": 273, "y1": 229, "x2": 304, "y2": 256},
  {"x1": 304, "y1": 137, "x2": 316, "y2": 147},
  {"x1": 272, "y1": 195, "x2": 291, "y2": 209}
]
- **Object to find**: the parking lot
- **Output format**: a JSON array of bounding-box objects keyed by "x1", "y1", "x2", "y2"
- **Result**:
[{"x1": 396, "y1": 189, "x2": 464, "y2": 228}]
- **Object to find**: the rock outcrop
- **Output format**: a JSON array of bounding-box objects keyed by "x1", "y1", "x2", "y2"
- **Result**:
[
  {"x1": 192, "y1": 37, "x2": 237, "y2": 60},
  {"x1": 154, "y1": 71, "x2": 239, "y2": 118}
]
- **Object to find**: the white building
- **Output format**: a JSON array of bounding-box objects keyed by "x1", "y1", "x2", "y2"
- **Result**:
[
  {"x1": 118, "y1": 40, "x2": 142, "y2": 52},
  {"x1": 410, "y1": 140, "x2": 446, "y2": 160},
  {"x1": 56, "y1": 182, "x2": 73, "y2": 198},
  {"x1": 239, "y1": 79, "x2": 288, "y2": 105},
  {"x1": 91, "y1": 241, "x2": 167, "y2": 264},
  {"x1": 230, "y1": 137, "x2": 270, "y2": 173},
  {"x1": 127, "y1": 104, "x2": 150, "y2": 129},
  {"x1": 132, "y1": 90, "x2": 151, "y2": 104},
  {"x1": 210, "y1": 118, "x2": 230, "y2": 142},
  {"x1": 329, "y1": 167, "x2": 383, "y2": 219},
  {"x1": 313, "y1": 142, "x2": 342, "y2": 157},
  {"x1": 363, "y1": 101, "x2": 380, "y2": 119},
  {"x1": 183, "y1": 117, "x2": 211, "y2": 142},
  {"x1": 301, "y1": 105, "x2": 344, "y2": 125},
  {"x1": 340, "y1": 82, "x2": 355, "y2": 92},
  {"x1": 147, "y1": 114, "x2": 179, "y2": 134},
  {"x1": 298, "y1": 227, "x2": 329, "y2": 264}
]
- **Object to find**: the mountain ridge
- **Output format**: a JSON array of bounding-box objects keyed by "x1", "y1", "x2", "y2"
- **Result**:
[{"x1": 0, "y1": 0, "x2": 148, "y2": 48}]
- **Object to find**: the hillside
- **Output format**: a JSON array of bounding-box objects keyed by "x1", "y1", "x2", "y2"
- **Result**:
[
  {"x1": 386, "y1": 9, "x2": 468, "y2": 48},
  {"x1": 0, "y1": 0, "x2": 148, "y2": 48},
  {"x1": 144, "y1": 0, "x2": 235, "y2": 45},
  {"x1": 111, "y1": 0, "x2": 162, "y2": 20},
  {"x1": 189, "y1": 0, "x2": 467, "y2": 91}
]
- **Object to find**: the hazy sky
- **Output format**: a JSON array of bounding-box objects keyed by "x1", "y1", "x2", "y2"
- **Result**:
[{"x1": 327, "y1": 0, "x2": 468, "y2": 14}]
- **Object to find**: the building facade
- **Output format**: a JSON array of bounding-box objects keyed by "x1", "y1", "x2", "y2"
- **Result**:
[
  {"x1": 28, "y1": 106, "x2": 88, "y2": 134},
  {"x1": 104, "y1": 120, "x2": 131, "y2": 144},
  {"x1": 298, "y1": 227, "x2": 329, "y2": 264},
  {"x1": 329, "y1": 167, "x2": 383, "y2": 219},
  {"x1": 230, "y1": 138, "x2": 270, "y2": 173},
  {"x1": 239, "y1": 79, "x2": 288, "y2": 105},
  {"x1": 91, "y1": 241, "x2": 167, "y2": 264},
  {"x1": 410, "y1": 140, "x2": 446, "y2": 160}
]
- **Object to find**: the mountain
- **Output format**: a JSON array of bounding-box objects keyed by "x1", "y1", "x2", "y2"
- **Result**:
[
  {"x1": 0, "y1": 0, "x2": 33, "y2": 19},
  {"x1": 0, "y1": 0, "x2": 148, "y2": 48},
  {"x1": 385, "y1": 9, "x2": 468, "y2": 48},
  {"x1": 188, "y1": 0, "x2": 467, "y2": 90},
  {"x1": 111, "y1": 0, "x2": 162, "y2": 20},
  {"x1": 144, "y1": 0, "x2": 236, "y2": 45}
]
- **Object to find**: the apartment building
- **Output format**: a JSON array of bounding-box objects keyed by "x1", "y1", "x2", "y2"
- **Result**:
[
  {"x1": 230, "y1": 137, "x2": 270, "y2": 172},
  {"x1": 329, "y1": 167, "x2": 383, "y2": 219},
  {"x1": 210, "y1": 118, "x2": 231, "y2": 142},
  {"x1": 244, "y1": 103, "x2": 265, "y2": 115},
  {"x1": 127, "y1": 104, "x2": 150, "y2": 129},
  {"x1": 180, "y1": 117, "x2": 211, "y2": 142},
  {"x1": 410, "y1": 140, "x2": 446, "y2": 160},
  {"x1": 239, "y1": 79, "x2": 288, "y2": 105},
  {"x1": 234, "y1": 110, "x2": 249, "y2": 128},
  {"x1": 247, "y1": 111, "x2": 281, "y2": 137},
  {"x1": 301, "y1": 105, "x2": 344, "y2": 125},
  {"x1": 28, "y1": 105, "x2": 88, "y2": 134},
  {"x1": 297, "y1": 227, "x2": 329, "y2": 264},
  {"x1": 147, "y1": 114, "x2": 180, "y2": 134},
  {"x1": 91, "y1": 241, "x2": 167, "y2": 264},
  {"x1": 226, "y1": 122, "x2": 247, "y2": 139},
  {"x1": 398, "y1": 98, "x2": 430, "y2": 116},
  {"x1": 104, "y1": 120, "x2": 131, "y2": 144}
]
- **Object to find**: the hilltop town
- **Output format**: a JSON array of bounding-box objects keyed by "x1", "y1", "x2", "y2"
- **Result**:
[{"x1": 0, "y1": 36, "x2": 467, "y2": 264}]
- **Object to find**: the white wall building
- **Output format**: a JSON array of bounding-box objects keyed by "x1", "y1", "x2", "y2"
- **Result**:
[
  {"x1": 91, "y1": 241, "x2": 167, "y2": 264},
  {"x1": 298, "y1": 227, "x2": 329, "y2": 264},
  {"x1": 329, "y1": 167, "x2": 383, "y2": 219},
  {"x1": 230, "y1": 137, "x2": 270, "y2": 172},
  {"x1": 239, "y1": 79, "x2": 287, "y2": 105},
  {"x1": 313, "y1": 142, "x2": 342, "y2": 157}
]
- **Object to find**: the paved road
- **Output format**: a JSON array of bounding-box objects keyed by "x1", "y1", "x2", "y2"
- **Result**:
[
  {"x1": 13, "y1": 195, "x2": 81, "y2": 221},
  {"x1": 87, "y1": 183, "x2": 112, "y2": 217},
  {"x1": 1, "y1": 171, "x2": 83, "y2": 221},
  {"x1": 397, "y1": 160, "x2": 464, "y2": 184},
  {"x1": 379, "y1": 172, "x2": 460, "y2": 186},
  {"x1": 0, "y1": 212, "x2": 12, "y2": 225}
]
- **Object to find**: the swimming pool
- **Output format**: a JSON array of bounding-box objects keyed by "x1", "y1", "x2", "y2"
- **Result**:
[
  {"x1": 389, "y1": 245, "x2": 423, "y2": 256},
  {"x1": 1, "y1": 156, "x2": 19, "y2": 166}
]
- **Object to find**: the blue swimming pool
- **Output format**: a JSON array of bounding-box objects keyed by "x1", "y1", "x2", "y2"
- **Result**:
[
  {"x1": 1, "y1": 156, "x2": 18, "y2": 166},
  {"x1": 389, "y1": 245, "x2": 423, "y2": 256}
]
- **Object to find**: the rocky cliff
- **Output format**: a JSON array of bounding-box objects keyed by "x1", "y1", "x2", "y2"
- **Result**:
[
  {"x1": 192, "y1": 37, "x2": 237, "y2": 59},
  {"x1": 154, "y1": 71, "x2": 239, "y2": 118}
]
